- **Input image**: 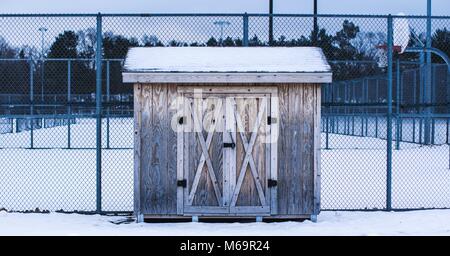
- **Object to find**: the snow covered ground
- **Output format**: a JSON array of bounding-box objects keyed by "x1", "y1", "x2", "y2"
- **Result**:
[
  {"x1": 1, "y1": 210, "x2": 450, "y2": 236},
  {"x1": 0, "y1": 118, "x2": 450, "y2": 212}
]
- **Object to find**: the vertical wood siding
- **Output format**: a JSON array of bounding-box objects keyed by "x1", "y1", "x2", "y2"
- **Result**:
[
  {"x1": 136, "y1": 83, "x2": 177, "y2": 215},
  {"x1": 277, "y1": 83, "x2": 320, "y2": 215},
  {"x1": 135, "y1": 83, "x2": 320, "y2": 217}
]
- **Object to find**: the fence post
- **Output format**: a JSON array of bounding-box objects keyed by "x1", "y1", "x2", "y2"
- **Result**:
[
  {"x1": 67, "y1": 59, "x2": 71, "y2": 149},
  {"x1": 447, "y1": 118, "x2": 449, "y2": 144},
  {"x1": 424, "y1": 0, "x2": 432, "y2": 145},
  {"x1": 413, "y1": 70, "x2": 417, "y2": 113},
  {"x1": 419, "y1": 117, "x2": 423, "y2": 144},
  {"x1": 41, "y1": 59, "x2": 45, "y2": 102},
  {"x1": 352, "y1": 115, "x2": 355, "y2": 136},
  {"x1": 336, "y1": 115, "x2": 339, "y2": 133},
  {"x1": 106, "y1": 60, "x2": 110, "y2": 149},
  {"x1": 376, "y1": 78, "x2": 379, "y2": 117},
  {"x1": 375, "y1": 116, "x2": 378, "y2": 138},
  {"x1": 29, "y1": 57, "x2": 34, "y2": 149},
  {"x1": 360, "y1": 115, "x2": 363, "y2": 137},
  {"x1": 243, "y1": 13, "x2": 249, "y2": 47},
  {"x1": 325, "y1": 115, "x2": 329, "y2": 149},
  {"x1": 268, "y1": 1, "x2": 273, "y2": 45},
  {"x1": 386, "y1": 15, "x2": 394, "y2": 211},
  {"x1": 351, "y1": 81, "x2": 355, "y2": 135},
  {"x1": 313, "y1": 0, "x2": 318, "y2": 45},
  {"x1": 448, "y1": 65, "x2": 450, "y2": 129},
  {"x1": 413, "y1": 117, "x2": 416, "y2": 143},
  {"x1": 396, "y1": 58, "x2": 401, "y2": 150},
  {"x1": 364, "y1": 79, "x2": 369, "y2": 136},
  {"x1": 96, "y1": 13, "x2": 103, "y2": 214},
  {"x1": 431, "y1": 118, "x2": 435, "y2": 145}
]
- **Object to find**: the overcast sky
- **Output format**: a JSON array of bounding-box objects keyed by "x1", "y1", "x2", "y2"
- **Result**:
[{"x1": 1, "y1": 0, "x2": 449, "y2": 16}]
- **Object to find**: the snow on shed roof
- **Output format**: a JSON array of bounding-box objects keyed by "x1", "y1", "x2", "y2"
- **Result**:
[{"x1": 123, "y1": 47, "x2": 331, "y2": 73}]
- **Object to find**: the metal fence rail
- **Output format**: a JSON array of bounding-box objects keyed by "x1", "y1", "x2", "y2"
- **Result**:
[{"x1": 0, "y1": 13, "x2": 449, "y2": 213}]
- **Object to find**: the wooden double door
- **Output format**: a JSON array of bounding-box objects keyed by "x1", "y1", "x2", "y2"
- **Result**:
[{"x1": 178, "y1": 92, "x2": 277, "y2": 216}]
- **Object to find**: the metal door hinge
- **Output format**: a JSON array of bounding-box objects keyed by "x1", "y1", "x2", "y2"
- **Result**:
[
  {"x1": 268, "y1": 179, "x2": 277, "y2": 187},
  {"x1": 223, "y1": 142, "x2": 236, "y2": 149},
  {"x1": 267, "y1": 116, "x2": 277, "y2": 125},
  {"x1": 177, "y1": 179, "x2": 187, "y2": 187}
]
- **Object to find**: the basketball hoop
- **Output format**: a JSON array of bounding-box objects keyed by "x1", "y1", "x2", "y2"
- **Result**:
[
  {"x1": 375, "y1": 13, "x2": 411, "y2": 68},
  {"x1": 375, "y1": 45, "x2": 403, "y2": 68}
]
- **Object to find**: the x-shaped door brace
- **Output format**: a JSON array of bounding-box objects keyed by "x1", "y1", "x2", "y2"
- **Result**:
[
  {"x1": 187, "y1": 98, "x2": 223, "y2": 206},
  {"x1": 229, "y1": 98, "x2": 268, "y2": 207}
]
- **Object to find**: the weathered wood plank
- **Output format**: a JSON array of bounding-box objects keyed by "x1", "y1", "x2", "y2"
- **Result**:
[
  {"x1": 254, "y1": 97, "x2": 267, "y2": 206},
  {"x1": 176, "y1": 90, "x2": 184, "y2": 215},
  {"x1": 196, "y1": 98, "x2": 212, "y2": 207},
  {"x1": 265, "y1": 96, "x2": 271, "y2": 208},
  {"x1": 313, "y1": 84, "x2": 322, "y2": 215},
  {"x1": 225, "y1": 97, "x2": 237, "y2": 208},
  {"x1": 183, "y1": 95, "x2": 193, "y2": 208},
  {"x1": 139, "y1": 84, "x2": 178, "y2": 215},
  {"x1": 229, "y1": 206, "x2": 271, "y2": 214},
  {"x1": 277, "y1": 84, "x2": 289, "y2": 215},
  {"x1": 143, "y1": 214, "x2": 311, "y2": 219},
  {"x1": 207, "y1": 98, "x2": 224, "y2": 207},
  {"x1": 188, "y1": 96, "x2": 204, "y2": 206},
  {"x1": 289, "y1": 83, "x2": 302, "y2": 214},
  {"x1": 248, "y1": 98, "x2": 267, "y2": 206},
  {"x1": 167, "y1": 84, "x2": 178, "y2": 214},
  {"x1": 223, "y1": 98, "x2": 231, "y2": 207},
  {"x1": 140, "y1": 84, "x2": 154, "y2": 214},
  {"x1": 187, "y1": 98, "x2": 220, "y2": 205},
  {"x1": 133, "y1": 83, "x2": 142, "y2": 220},
  {"x1": 236, "y1": 97, "x2": 258, "y2": 206},
  {"x1": 158, "y1": 84, "x2": 169, "y2": 214},
  {"x1": 189, "y1": 97, "x2": 223, "y2": 207},
  {"x1": 123, "y1": 72, "x2": 332, "y2": 84},
  {"x1": 143, "y1": 84, "x2": 168, "y2": 214},
  {"x1": 183, "y1": 206, "x2": 229, "y2": 214},
  {"x1": 276, "y1": 83, "x2": 319, "y2": 215},
  {"x1": 179, "y1": 85, "x2": 277, "y2": 95},
  {"x1": 302, "y1": 84, "x2": 314, "y2": 214},
  {"x1": 231, "y1": 97, "x2": 267, "y2": 208},
  {"x1": 233, "y1": 98, "x2": 246, "y2": 206},
  {"x1": 269, "y1": 90, "x2": 279, "y2": 214}
]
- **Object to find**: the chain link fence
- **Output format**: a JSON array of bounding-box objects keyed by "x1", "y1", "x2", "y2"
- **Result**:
[{"x1": 0, "y1": 13, "x2": 449, "y2": 213}]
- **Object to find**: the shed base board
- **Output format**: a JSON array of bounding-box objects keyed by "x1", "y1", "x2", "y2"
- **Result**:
[{"x1": 142, "y1": 214, "x2": 314, "y2": 222}]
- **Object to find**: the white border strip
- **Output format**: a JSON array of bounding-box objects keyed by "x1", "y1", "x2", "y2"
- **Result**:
[{"x1": 123, "y1": 72, "x2": 332, "y2": 84}]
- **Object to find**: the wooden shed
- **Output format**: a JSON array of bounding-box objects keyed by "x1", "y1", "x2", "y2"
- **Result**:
[{"x1": 123, "y1": 47, "x2": 332, "y2": 222}]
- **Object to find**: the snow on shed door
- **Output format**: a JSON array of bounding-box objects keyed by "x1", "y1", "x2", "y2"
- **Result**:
[{"x1": 180, "y1": 94, "x2": 272, "y2": 216}]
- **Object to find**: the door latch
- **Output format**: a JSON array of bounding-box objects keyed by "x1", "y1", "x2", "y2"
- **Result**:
[
  {"x1": 178, "y1": 116, "x2": 186, "y2": 125},
  {"x1": 267, "y1": 116, "x2": 277, "y2": 125},
  {"x1": 223, "y1": 142, "x2": 236, "y2": 149}
]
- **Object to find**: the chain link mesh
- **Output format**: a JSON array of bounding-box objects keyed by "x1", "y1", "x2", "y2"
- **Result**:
[{"x1": 0, "y1": 14, "x2": 449, "y2": 212}]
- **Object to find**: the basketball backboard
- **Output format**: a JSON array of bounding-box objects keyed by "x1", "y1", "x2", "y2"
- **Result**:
[{"x1": 376, "y1": 13, "x2": 411, "y2": 68}]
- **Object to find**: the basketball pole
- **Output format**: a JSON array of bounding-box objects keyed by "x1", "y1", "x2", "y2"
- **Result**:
[
  {"x1": 95, "y1": 12, "x2": 103, "y2": 214},
  {"x1": 396, "y1": 57, "x2": 401, "y2": 150},
  {"x1": 386, "y1": 15, "x2": 393, "y2": 212},
  {"x1": 424, "y1": 0, "x2": 432, "y2": 145}
]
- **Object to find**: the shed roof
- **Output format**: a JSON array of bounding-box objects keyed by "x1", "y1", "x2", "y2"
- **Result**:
[{"x1": 123, "y1": 47, "x2": 332, "y2": 84}]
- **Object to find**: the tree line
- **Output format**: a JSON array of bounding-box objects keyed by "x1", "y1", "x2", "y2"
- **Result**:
[{"x1": 0, "y1": 20, "x2": 449, "y2": 97}]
